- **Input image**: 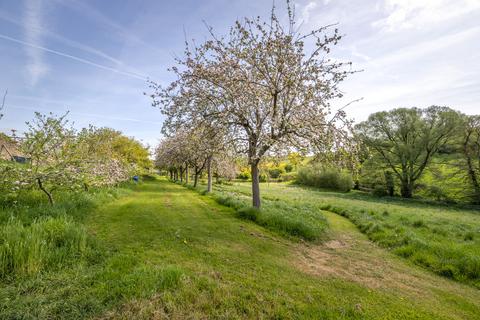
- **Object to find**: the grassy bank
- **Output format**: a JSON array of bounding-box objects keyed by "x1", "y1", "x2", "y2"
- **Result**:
[
  {"x1": 183, "y1": 181, "x2": 328, "y2": 241},
  {"x1": 217, "y1": 181, "x2": 480, "y2": 288}
]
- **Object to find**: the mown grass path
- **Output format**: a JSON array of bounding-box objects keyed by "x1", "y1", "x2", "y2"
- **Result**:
[{"x1": 85, "y1": 179, "x2": 480, "y2": 319}]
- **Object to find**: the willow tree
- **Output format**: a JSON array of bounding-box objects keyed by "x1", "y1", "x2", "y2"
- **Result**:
[
  {"x1": 151, "y1": 4, "x2": 353, "y2": 208},
  {"x1": 355, "y1": 107, "x2": 460, "y2": 198}
]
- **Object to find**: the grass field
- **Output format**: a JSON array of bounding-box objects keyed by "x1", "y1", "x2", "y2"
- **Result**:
[
  {"x1": 214, "y1": 181, "x2": 480, "y2": 288},
  {"x1": 1, "y1": 178, "x2": 479, "y2": 319}
]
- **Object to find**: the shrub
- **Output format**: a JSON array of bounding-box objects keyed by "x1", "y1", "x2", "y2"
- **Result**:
[
  {"x1": 372, "y1": 185, "x2": 388, "y2": 197},
  {"x1": 237, "y1": 169, "x2": 251, "y2": 180},
  {"x1": 424, "y1": 185, "x2": 451, "y2": 202},
  {"x1": 284, "y1": 164, "x2": 293, "y2": 173},
  {"x1": 278, "y1": 172, "x2": 297, "y2": 182},
  {"x1": 296, "y1": 166, "x2": 352, "y2": 192},
  {"x1": 268, "y1": 167, "x2": 284, "y2": 179},
  {"x1": 0, "y1": 216, "x2": 91, "y2": 279}
]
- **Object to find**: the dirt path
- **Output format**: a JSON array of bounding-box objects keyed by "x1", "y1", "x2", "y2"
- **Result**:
[{"x1": 295, "y1": 210, "x2": 480, "y2": 316}]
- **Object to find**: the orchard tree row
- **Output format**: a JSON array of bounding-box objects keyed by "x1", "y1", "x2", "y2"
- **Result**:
[{"x1": 150, "y1": 3, "x2": 355, "y2": 208}]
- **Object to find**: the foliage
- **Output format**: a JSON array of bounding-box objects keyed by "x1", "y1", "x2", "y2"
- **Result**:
[
  {"x1": 267, "y1": 167, "x2": 284, "y2": 179},
  {"x1": 372, "y1": 184, "x2": 388, "y2": 197},
  {"x1": 77, "y1": 126, "x2": 149, "y2": 188},
  {"x1": 20, "y1": 112, "x2": 83, "y2": 204},
  {"x1": 287, "y1": 152, "x2": 303, "y2": 170},
  {"x1": 0, "y1": 113, "x2": 148, "y2": 204},
  {"x1": 278, "y1": 171, "x2": 297, "y2": 182},
  {"x1": 154, "y1": 124, "x2": 228, "y2": 189},
  {"x1": 355, "y1": 107, "x2": 460, "y2": 198},
  {"x1": 460, "y1": 115, "x2": 480, "y2": 203},
  {"x1": 296, "y1": 165, "x2": 352, "y2": 192},
  {"x1": 236, "y1": 167, "x2": 251, "y2": 180},
  {"x1": 284, "y1": 163, "x2": 293, "y2": 173},
  {"x1": 212, "y1": 155, "x2": 239, "y2": 181}
]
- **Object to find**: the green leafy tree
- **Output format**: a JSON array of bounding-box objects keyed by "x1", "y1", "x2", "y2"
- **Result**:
[
  {"x1": 355, "y1": 107, "x2": 460, "y2": 198},
  {"x1": 460, "y1": 115, "x2": 480, "y2": 203},
  {"x1": 287, "y1": 152, "x2": 303, "y2": 171},
  {"x1": 21, "y1": 112, "x2": 82, "y2": 204},
  {"x1": 76, "y1": 126, "x2": 148, "y2": 189}
]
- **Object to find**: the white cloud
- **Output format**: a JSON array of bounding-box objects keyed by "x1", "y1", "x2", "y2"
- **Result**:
[
  {"x1": 367, "y1": 25, "x2": 480, "y2": 68},
  {"x1": 301, "y1": 1, "x2": 318, "y2": 24},
  {"x1": 23, "y1": 0, "x2": 48, "y2": 85},
  {"x1": 373, "y1": 0, "x2": 480, "y2": 32}
]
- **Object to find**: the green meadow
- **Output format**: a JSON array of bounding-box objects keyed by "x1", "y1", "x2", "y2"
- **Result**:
[{"x1": 1, "y1": 178, "x2": 479, "y2": 319}]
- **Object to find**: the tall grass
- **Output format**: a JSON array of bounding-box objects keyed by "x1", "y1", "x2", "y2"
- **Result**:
[
  {"x1": 0, "y1": 216, "x2": 90, "y2": 278},
  {"x1": 197, "y1": 187, "x2": 328, "y2": 241},
  {"x1": 0, "y1": 187, "x2": 131, "y2": 279},
  {"x1": 323, "y1": 204, "x2": 480, "y2": 287},
  {"x1": 0, "y1": 188, "x2": 130, "y2": 225},
  {"x1": 296, "y1": 166, "x2": 352, "y2": 192}
]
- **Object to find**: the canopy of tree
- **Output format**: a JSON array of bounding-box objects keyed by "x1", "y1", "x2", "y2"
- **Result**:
[{"x1": 150, "y1": 4, "x2": 354, "y2": 208}]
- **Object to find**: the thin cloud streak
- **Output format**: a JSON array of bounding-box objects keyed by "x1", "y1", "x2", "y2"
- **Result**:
[
  {"x1": 0, "y1": 33, "x2": 149, "y2": 81},
  {"x1": 54, "y1": 0, "x2": 164, "y2": 54},
  {"x1": 8, "y1": 104, "x2": 163, "y2": 125},
  {"x1": 23, "y1": 0, "x2": 48, "y2": 85},
  {"x1": 0, "y1": 10, "x2": 123, "y2": 66}
]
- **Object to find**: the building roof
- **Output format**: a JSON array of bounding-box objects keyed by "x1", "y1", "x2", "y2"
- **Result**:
[{"x1": 0, "y1": 136, "x2": 24, "y2": 161}]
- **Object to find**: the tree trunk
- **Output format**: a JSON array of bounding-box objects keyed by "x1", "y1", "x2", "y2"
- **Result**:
[
  {"x1": 465, "y1": 154, "x2": 480, "y2": 203},
  {"x1": 185, "y1": 166, "x2": 189, "y2": 185},
  {"x1": 37, "y1": 178, "x2": 54, "y2": 205},
  {"x1": 384, "y1": 171, "x2": 394, "y2": 196},
  {"x1": 251, "y1": 162, "x2": 261, "y2": 208},
  {"x1": 193, "y1": 166, "x2": 199, "y2": 188},
  {"x1": 207, "y1": 156, "x2": 212, "y2": 193},
  {"x1": 400, "y1": 180, "x2": 413, "y2": 198},
  {"x1": 180, "y1": 166, "x2": 184, "y2": 183},
  {"x1": 169, "y1": 170, "x2": 173, "y2": 180}
]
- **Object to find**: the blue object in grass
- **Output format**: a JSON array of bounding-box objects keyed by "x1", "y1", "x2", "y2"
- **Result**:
[{"x1": 133, "y1": 175, "x2": 139, "y2": 183}]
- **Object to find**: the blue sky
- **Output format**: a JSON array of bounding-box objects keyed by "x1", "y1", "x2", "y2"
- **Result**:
[{"x1": 1, "y1": 0, "x2": 479, "y2": 147}]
